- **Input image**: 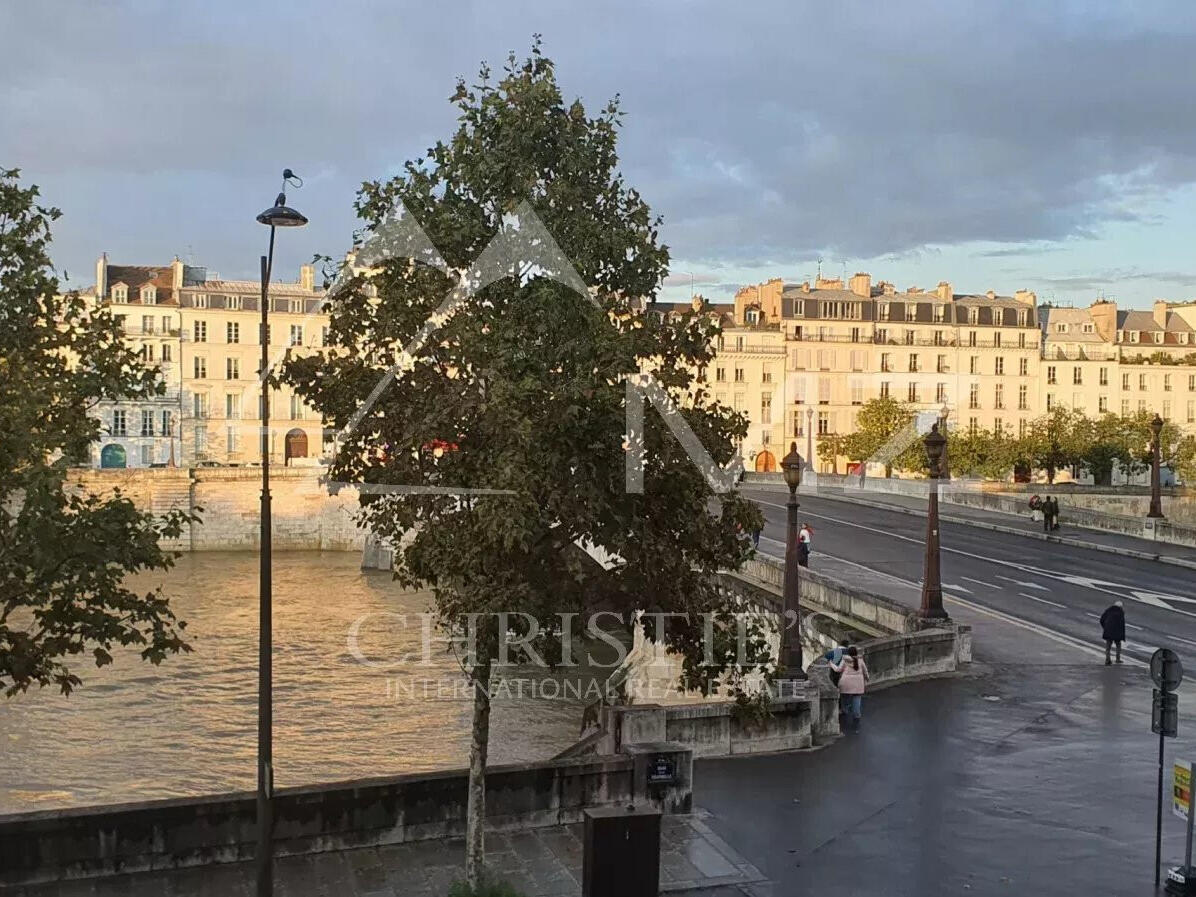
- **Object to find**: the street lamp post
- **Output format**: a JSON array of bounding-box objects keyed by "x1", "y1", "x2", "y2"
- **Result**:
[
  {"x1": 919, "y1": 424, "x2": 949, "y2": 621},
  {"x1": 254, "y1": 170, "x2": 307, "y2": 897},
  {"x1": 1148, "y1": 413, "x2": 1165, "y2": 519},
  {"x1": 778, "y1": 443, "x2": 807, "y2": 686},
  {"x1": 805, "y1": 407, "x2": 814, "y2": 473}
]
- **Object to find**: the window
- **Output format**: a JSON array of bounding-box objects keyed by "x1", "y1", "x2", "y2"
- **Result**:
[
  {"x1": 321, "y1": 326, "x2": 330, "y2": 347},
  {"x1": 850, "y1": 350, "x2": 865, "y2": 371},
  {"x1": 851, "y1": 380, "x2": 864, "y2": 405},
  {"x1": 289, "y1": 325, "x2": 304, "y2": 347},
  {"x1": 969, "y1": 383, "x2": 980, "y2": 409},
  {"x1": 161, "y1": 410, "x2": 173, "y2": 435},
  {"x1": 140, "y1": 410, "x2": 154, "y2": 436},
  {"x1": 761, "y1": 429, "x2": 771, "y2": 446},
  {"x1": 761, "y1": 368, "x2": 773, "y2": 384},
  {"x1": 715, "y1": 367, "x2": 726, "y2": 382},
  {"x1": 140, "y1": 285, "x2": 157, "y2": 303},
  {"x1": 933, "y1": 330, "x2": 945, "y2": 346},
  {"x1": 934, "y1": 305, "x2": 945, "y2": 323},
  {"x1": 761, "y1": 394, "x2": 772, "y2": 425},
  {"x1": 878, "y1": 302, "x2": 890, "y2": 321},
  {"x1": 817, "y1": 412, "x2": 830, "y2": 435},
  {"x1": 139, "y1": 444, "x2": 152, "y2": 466},
  {"x1": 111, "y1": 409, "x2": 127, "y2": 436},
  {"x1": 194, "y1": 320, "x2": 208, "y2": 342},
  {"x1": 141, "y1": 315, "x2": 154, "y2": 334},
  {"x1": 1121, "y1": 399, "x2": 1130, "y2": 415},
  {"x1": 906, "y1": 305, "x2": 917, "y2": 322},
  {"x1": 993, "y1": 417, "x2": 1003, "y2": 434},
  {"x1": 1073, "y1": 368, "x2": 1082, "y2": 385},
  {"x1": 226, "y1": 357, "x2": 239, "y2": 379},
  {"x1": 1164, "y1": 400, "x2": 1172, "y2": 419},
  {"x1": 1139, "y1": 399, "x2": 1147, "y2": 412},
  {"x1": 162, "y1": 315, "x2": 171, "y2": 332},
  {"x1": 112, "y1": 285, "x2": 128, "y2": 302},
  {"x1": 735, "y1": 337, "x2": 744, "y2": 351},
  {"x1": 818, "y1": 378, "x2": 831, "y2": 404},
  {"x1": 1055, "y1": 323, "x2": 1068, "y2": 333},
  {"x1": 162, "y1": 344, "x2": 172, "y2": 362},
  {"x1": 1018, "y1": 332, "x2": 1026, "y2": 348},
  {"x1": 1047, "y1": 366, "x2": 1057, "y2": 385},
  {"x1": 937, "y1": 355, "x2": 948, "y2": 373},
  {"x1": 227, "y1": 322, "x2": 240, "y2": 343},
  {"x1": 967, "y1": 331, "x2": 977, "y2": 347},
  {"x1": 1188, "y1": 401, "x2": 1195, "y2": 424},
  {"x1": 907, "y1": 382, "x2": 920, "y2": 403},
  {"x1": 192, "y1": 393, "x2": 208, "y2": 418},
  {"x1": 994, "y1": 384, "x2": 1004, "y2": 409},
  {"x1": 1019, "y1": 358, "x2": 1028, "y2": 376},
  {"x1": 968, "y1": 307, "x2": 979, "y2": 325},
  {"x1": 904, "y1": 329, "x2": 915, "y2": 345},
  {"x1": 1046, "y1": 393, "x2": 1054, "y2": 411},
  {"x1": 734, "y1": 367, "x2": 745, "y2": 383},
  {"x1": 1098, "y1": 367, "x2": 1108, "y2": 386},
  {"x1": 1190, "y1": 375, "x2": 1196, "y2": 391},
  {"x1": 851, "y1": 327, "x2": 861, "y2": 343},
  {"x1": 792, "y1": 411, "x2": 804, "y2": 437},
  {"x1": 1018, "y1": 310, "x2": 1028, "y2": 327},
  {"x1": 881, "y1": 353, "x2": 892, "y2": 372},
  {"x1": 995, "y1": 357, "x2": 1004, "y2": 376},
  {"x1": 880, "y1": 382, "x2": 890, "y2": 398},
  {"x1": 993, "y1": 332, "x2": 1002, "y2": 348},
  {"x1": 1099, "y1": 396, "x2": 1108, "y2": 413},
  {"x1": 1019, "y1": 419, "x2": 1027, "y2": 437},
  {"x1": 1122, "y1": 373, "x2": 1131, "y2": 390},
  {"x1": 195, "y1": 427, "x2": 207, "y2": 455},
  {"x1": 733, "y1": 393, "x2": 744, "y2": 411},
  {"x1": 1139, "y1": 374, "x2": 1147, "y2": 391},
  {"x1": 227, "y1": 295, "x2": 243, "y2": 310},
  {"x1": 936, "y1": 383, "x2": 947, "y2": 403},
  {"x1": 226, "y1": 426, "x2": 239, "y2": 454},
  {"x1": 817, "y1": 349, "x2": 833, "y2": 370},
  {"x1": 290, "y1": 395, "x2": 303, "y2": 419},
  {"x1": 140, "y1": 344, "x2": 155, "y2": 362},
  {"x1": 968, "y1": 417, "x2": 978, "y2": 434},
  {"x1": 793, "y1": 379, "x2": 806, "y2": 404},
  {"x1": 875, "y1": 328, "x2": 888, "y2": 344},
  {"x1": 1018, "y1": 385, "x2": 1028, "y2": 410},
  {"x1": 288, "y1": 299, "x2": 303, "y2": 313},
  {"x1": 1165, "y1": 374, "x2": 1172, "y2": 392},
  {"x1": 908, "y1": 353, "x2": 919, "y2": 372},
  {"x1": 969, "y1": 356, "x2": 979, "y2": 375},
  {"x1": 745, "y1": 309, "x2": 759, "y2": 325}
]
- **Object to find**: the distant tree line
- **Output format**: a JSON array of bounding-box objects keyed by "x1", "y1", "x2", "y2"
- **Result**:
[{"x1": 817, "y1": 396, "x2": 1196, "y2": 485}]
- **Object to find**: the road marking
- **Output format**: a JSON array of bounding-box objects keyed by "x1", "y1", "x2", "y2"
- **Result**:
[
  {"x1": 1167, "y1": 635, "x2": 1196, "y2": 648},
  {"x1": 1018, "y1": 592, "x2": 1066, "y2": 609},
  {"x1": 961, "y1": 576, "x2": 999, "y2": 590},
  {"x1": 944, "y1": 583, "x2": 973, "y2": 594},
  {"x1": 996, "y1": 575, "x2": 1047, "y2": 591}
]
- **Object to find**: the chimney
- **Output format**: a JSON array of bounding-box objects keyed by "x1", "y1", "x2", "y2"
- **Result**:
[
  {"x1": 986, "y1": 290, "x2": 996, "y2": 300},
  {"x1": 1089, "y1": 299, "x2": 1117, "y2": 343},
  {"x1": 171, "y1": 257, "x2": 184, "y2": 292},
  {"x1": 849, "y1": 272, "x2": 871, "y2": 298},
  {"x1": 1014, "y1": 289, "x2": 1037, "y2": 306},
  {"x1": 1154, "y1": 299, "x2": 1169, "y2": 329},
  {"x1": 881, "y1": 281, "x2": 896, "y2": 296},
  {"x1": 96, "y1": 252, "x2": 108, "y2": 298},
  {"x1": 300, "y1": 264, "x2": 315, "y2": 291},
  {"x1": 936, "y1": 281, "x2": 952, "y2": 302},
  {"x1": 801, "y1": 281, "x2": 811, "y2": 293},
  {"x1": 906, "y1": 285, "x2": 919, "y2": 294}
]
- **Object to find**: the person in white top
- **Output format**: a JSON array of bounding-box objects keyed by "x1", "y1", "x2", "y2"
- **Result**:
[
  {"x1": 798, "y1": 523, "x2": 812, "y2": 568},
  {"x1": 829, "y1": 646, "x2": 870, "y2": 731}
]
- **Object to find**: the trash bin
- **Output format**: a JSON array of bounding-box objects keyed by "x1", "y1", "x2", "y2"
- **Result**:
[{"x1": 582, "y1": 804, "x2": 662, "y2": 897}]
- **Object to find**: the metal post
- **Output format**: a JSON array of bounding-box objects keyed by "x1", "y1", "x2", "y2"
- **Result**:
[
  {"x1": 256, "y1": 231, "x2": 276, "y2": 897},
  {"x1": 920, "y1": 427, "x2": 947, "y2": 621},
  {"x1": 780, "y1": 483, "x2": 806, "y2": 683},
  {"x1": 805, "y1": 407, "x2": 814, "y2": 473},
  {"x1": 1149, "y1": 416, "x2": 1165, "y2": 519},
  {"x1": 1158, "y1": 731, "x2": 1165, "y2": 887},
  {"x1": 1186, "y1": 764, "x2": 1195, "y2": 878}
]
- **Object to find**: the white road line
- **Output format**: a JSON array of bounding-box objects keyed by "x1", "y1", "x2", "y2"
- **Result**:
[
  {"x1": 1167, "y1": 635, "x2": 1196, "y2": 648},
  {"x1": 996, "y1": 575, "x2": 1048, "y2": 591},
  {"x1": 1018, "y1": 592, "x2": 1067, "y2": 609},
  {"x1": 961, "y1": 576, "x2": 999, "y2": 590}
]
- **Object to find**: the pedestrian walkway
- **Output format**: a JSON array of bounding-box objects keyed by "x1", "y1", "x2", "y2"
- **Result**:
[
  {"x1": 818, "y1": 487, "x2": 1196, "y2": 569},
  {"x1": 9, "y1": 814, "x2": 766, "y2": 897}
]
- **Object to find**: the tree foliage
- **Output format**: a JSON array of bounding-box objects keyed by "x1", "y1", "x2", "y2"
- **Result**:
[
  {"x1": 284, "y1": 43, "x2": 765, "y2": 884},
  {"x1": 0, "y1": 169, "x2": 195, "y2": 696}
]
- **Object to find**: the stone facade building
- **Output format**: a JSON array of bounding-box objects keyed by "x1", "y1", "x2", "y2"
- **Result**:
[{"x1": 88, "y1": 254, "x2": 329, "y2": 468}]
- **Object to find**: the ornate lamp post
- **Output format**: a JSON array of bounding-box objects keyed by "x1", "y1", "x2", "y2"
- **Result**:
[
  {"x1": 254, "y1": 170, "x2": 307, "y2": 897},
  {"x1": 919, "y1": 424, "x2": 949, "y2": 621},
  {"x1": 939, "y1": 403, "x2": 950, "y2": 481},
  {"x1": 805, "y1": 407, "x2": 814, "y2": 473},
  {"x1": 778, "y1": 443, "x2": 807, "y2": 685},
  {"x1": 1148, "y1": 413, "x2": 1165, "y2": 519}
]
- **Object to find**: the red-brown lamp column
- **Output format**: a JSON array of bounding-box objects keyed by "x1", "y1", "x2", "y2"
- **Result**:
[
  {"x1": 778, "y1": 442, "x2": 807, "y2": 683},
  {"x1": 1148, "y1": 413, "x2": 1165, "y2": 519},
  {"x1": 919, "y1": 424, "x2": 949, "y2": 621}
]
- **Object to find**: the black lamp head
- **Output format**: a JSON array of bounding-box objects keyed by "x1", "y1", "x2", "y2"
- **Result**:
[{"x1": 781, "y1": 441, "x2": 803, "y2": 491}]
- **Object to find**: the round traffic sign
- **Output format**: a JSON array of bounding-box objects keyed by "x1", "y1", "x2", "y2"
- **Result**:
[{"x1": 1151, "y1": 648, "x2": 1184, "y2": 692}]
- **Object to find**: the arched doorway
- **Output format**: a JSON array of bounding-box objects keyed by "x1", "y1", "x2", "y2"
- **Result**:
[
  {"x1": 755, "y1": 450, "x2": 777, "y2": 473},
  {"x1": 100, "y1": 443, "x2": 127, "y2": 469},
  {"x1": 284, "y1": 428, "x2": 308, "y2": 466}
]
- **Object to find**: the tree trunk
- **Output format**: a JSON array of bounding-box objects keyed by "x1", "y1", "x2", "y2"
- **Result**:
[
  {"x1": 465, "y1": 659, "x2": 492, "y2": 889},
  {"x1": 884, "y1": 463, "x2": 892, "y2": 479}
]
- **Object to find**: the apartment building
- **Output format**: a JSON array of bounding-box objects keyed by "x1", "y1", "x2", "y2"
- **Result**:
[
  {"x1": 89, "y1": 254, "x2": 328, "y2": 468},
  {"x1": 1041, "y1": 300, "x2": 1196, "y2": 431},
  {"x1": 709, "y1": 325, "x2": 787, "y2": 470}
]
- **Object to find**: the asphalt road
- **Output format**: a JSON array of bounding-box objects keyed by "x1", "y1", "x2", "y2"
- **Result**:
[{"x1": 741, "y1": 485, "x2": 1196, "y2": 670}]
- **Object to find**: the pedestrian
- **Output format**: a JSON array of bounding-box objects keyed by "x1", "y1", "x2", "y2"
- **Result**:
[
  {"x1": 823, "y1": 639, "x2": 850, "y2": 687},
  {"x1": 1042, "y1": 494, "x2": 1053, "y2": 532},
  {"x1": 1049, "y1": 496, "x2": 1061, "y2": 531},
  {"x1": 1029, "y1": 494, "x2": 1043, "y2": 524},
  {"x1": 1100, "y1": 600, "x2": 1126, "y2": 665},
  {"x1": 798, "y1": 523, "x2": 812, "y2": 568},
  {"x1": 830, "y1": 646, "x2": 870, "y2": 731},
  {"x1": 751, "y1": 525, "x2": 761, "y2": 549}
]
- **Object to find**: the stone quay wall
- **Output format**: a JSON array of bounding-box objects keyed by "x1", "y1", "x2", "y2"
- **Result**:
[
  {"x1": 66, "y1": 468, "x2": 368, "y2": 552},
  {"x1": 0, "y1": 747, "x2": 693, "y2": 888}
]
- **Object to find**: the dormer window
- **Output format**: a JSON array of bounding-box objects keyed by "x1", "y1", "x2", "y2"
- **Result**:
[
  {"x1": 1017, "y1": 310, "x2": 1028, "y2": 327},
  {"x1": 111, "y1": 283, "x2": 128, "y2": 302},
  {"x1": 1055, "y1": 323, "x2": 1068, "y2": 333},
  {"x1": 193, "y1": 293, "x2": 209, "y2": 308},
  {"x1": 1155, "y1": 332, "x2": 1164, "y2": 344},
  {"x1": 227, "y1": 295, "x2": 242, "y2": 310},
  {"x1": 288, "y1": 299, "x2": 303, "y2": 313},
  {"x1": 1131, "y1": 331, "x2": 1140, "y2": 343},
  {"x1": 878, "y1": 302, "x2": 890, "y2": 321},
  {"x1": 968, "y1": 308, "x2": 979, "y2": 325},
  {"x1": 1082, "y1": 323, "x2": 1094, "y2": 333},
  {"x1": 140, "y1": 284, "x2": 157, "y2": 304},
  {"x1": 745, "y1": 309, "x2": 759, "y2": 325}
]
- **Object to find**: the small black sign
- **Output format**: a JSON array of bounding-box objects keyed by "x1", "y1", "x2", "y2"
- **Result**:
[
  {"x1": 647, "y1": 755, "x2": 676, "y2": 785},
  {"x1": 1152, "y1": 648, "x2": 1184, "y2": 693},
  {"x1": 1154, "y1": 688, "x2": 1179, "y2": 738}
]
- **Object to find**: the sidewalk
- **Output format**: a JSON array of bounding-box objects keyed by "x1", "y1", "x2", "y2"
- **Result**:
[
  {"x1": 8, "y1": 814, "x2": 766, "y2": 897},
  {"x1": 818, "y1": 487, "x2": 1196, "y2": 570}
]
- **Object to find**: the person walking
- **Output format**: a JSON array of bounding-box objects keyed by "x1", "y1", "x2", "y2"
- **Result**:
[
  {"x1": 1049, "y1": 496, "x2": 1061, "y2": 531},
  {"x1": 830, "y1": 646, "x2": 870, "y2": 731},
  {"x1": 751, "y1": 525, "x2": 762, "y2": 549},
  {"x1": 822, "y1": 639, "x2": 851, "y2": 686},
  {"x1": 1042, "y1": 495, "x2": 1054, "y2": 532},
  {"x1": 1100, "y1": 600, "x2": 1126, "y2": 665},
  {"x1": 798, "y1": 523, "x2": 812, "y2": 568}
]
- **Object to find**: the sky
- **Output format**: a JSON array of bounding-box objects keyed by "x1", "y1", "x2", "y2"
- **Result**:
[{"x1": 4, "y1": 0, "x2": 1196, "y2": 309}]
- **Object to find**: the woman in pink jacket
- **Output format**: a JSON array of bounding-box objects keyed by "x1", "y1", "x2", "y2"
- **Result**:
[{"x1": 830, "y1": 646, "x2": 870, "y2": 731}]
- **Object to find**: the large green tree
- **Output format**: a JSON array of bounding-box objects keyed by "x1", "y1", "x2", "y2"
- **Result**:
[
  {"x1": 1022, "y1": 406, "x2": 1087, "y2": 483},
  {"x1": 838, "y1": 397, "x2": 921, "y2": 477},
  {"x1": 285, "y1": 44, "x2": 764, "y2": 886},
  {"x1": 0, "y1": 169, "x2": 194, "y2": 696}
]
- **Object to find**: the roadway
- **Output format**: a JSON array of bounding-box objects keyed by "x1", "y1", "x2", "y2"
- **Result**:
[{"x1": 741, "y1": 485, "x2": 1196, "y2": 670}]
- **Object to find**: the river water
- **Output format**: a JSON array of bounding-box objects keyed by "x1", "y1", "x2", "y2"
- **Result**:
[{"x1": 0, "y1": 552, "x2": 600, "y2": 814}]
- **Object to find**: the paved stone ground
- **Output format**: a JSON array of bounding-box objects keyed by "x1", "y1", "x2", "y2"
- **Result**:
[{"x1": 9, "y1": 815, "x2": 766, "y2": 897}]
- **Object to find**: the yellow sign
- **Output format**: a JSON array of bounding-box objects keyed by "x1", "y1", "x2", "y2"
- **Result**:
[{"x1": 1175, "y1": 760, "x2": 1191, "y2": 821}]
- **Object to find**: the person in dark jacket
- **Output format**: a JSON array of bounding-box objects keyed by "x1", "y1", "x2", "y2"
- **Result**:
[
  {"x1": 1049, "y1": 496, "x2": 1061, "y2": 531},
  {"x1": 1100, "y1": 600, "x2": 1126, "y2": 665},
  {"x1": 1042, "y1": 495, "x2": 1054, "y2": 532}
]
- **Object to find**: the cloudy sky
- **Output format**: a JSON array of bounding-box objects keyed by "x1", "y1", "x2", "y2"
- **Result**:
[{"x1": 4, "y1": 0, "x2": 1196, "y2": 307}]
